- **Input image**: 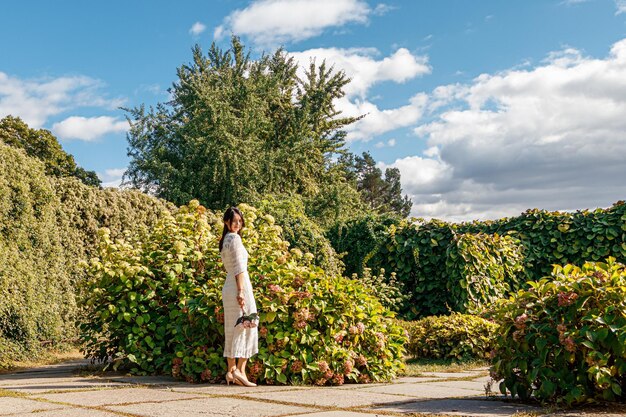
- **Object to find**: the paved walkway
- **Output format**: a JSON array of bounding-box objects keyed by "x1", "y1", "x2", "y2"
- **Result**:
[{"x1": 0, "y1": 360, "x2": 543, "y2": 417}]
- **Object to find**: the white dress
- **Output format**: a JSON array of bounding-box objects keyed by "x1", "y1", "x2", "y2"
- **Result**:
[{"x1": 220, "y1": 232, "x2": 258, "y2": 358}]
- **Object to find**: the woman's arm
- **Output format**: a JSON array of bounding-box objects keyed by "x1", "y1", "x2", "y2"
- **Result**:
[
  {"x1": 229, "y1": 234, "x2": 247, "y2": 308},
  {"x1": 235, "y1": 272, "x2": 245, "y2": 308}
]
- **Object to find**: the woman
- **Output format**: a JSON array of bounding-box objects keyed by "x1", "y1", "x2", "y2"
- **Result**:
[{"x1": 219, "y1": 206, "x2": 258, "y2": 387}]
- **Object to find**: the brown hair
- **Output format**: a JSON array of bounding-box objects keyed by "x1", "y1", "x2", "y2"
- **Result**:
[{"x1": 219, "y1": 206, "x2": 245, "y2": 251}]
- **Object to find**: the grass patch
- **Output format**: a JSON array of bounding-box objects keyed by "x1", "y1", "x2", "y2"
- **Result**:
[
  {"x1": 0, "y1": 388, "x2": 28, "y2": 398},
  {"x1": 401, "y1": 357, "x2": 489, "y2": 376}
]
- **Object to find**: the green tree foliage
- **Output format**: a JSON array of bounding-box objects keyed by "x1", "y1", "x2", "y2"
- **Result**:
[
  {"x1": 0, "y1": 143, "x2": 74, "y2": 366},
  {"x1": 341, "y1": 152, "x2": 412, "y2": 217},
  {"x1": 491, "y1": 259, "x2": 626, "y2": 405},
  {"x1": 0, "y1": 116, "x2": 101, "y2": 187},
  {"x1": 125, "y1": 37, "x2": 360, "y2": 210},
  {"x1": 80, "y1": 201, "x2": 406, "y2": 384}
]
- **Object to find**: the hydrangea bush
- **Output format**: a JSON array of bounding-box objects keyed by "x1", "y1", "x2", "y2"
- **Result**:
[
  {"x1": 80, "y1": 201, "x2": 406, "y2": 384},
  {"x1": 490, "y1": 258, "x2": 626, "y2": 405}
]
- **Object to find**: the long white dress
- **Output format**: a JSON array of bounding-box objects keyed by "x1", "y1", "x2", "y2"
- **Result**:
[{"x1": 220, "y1": 232, "x2": 258, "y2": 358}]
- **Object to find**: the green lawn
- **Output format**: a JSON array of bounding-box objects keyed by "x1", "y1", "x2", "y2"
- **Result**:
[{"x1": 401, "y1": 357, "x2": 489, "y2": 377}]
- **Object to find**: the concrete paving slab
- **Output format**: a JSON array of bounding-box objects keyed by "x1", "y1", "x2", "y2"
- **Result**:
[
  {"x1": 35, "y1": 387, "x2": 202, "y2": 407},
  {"x1": 425, "y1": 379, "x2": 490, "y2": 392},
  {"x1": 172, "y1": 383, "x2": 309, "y2": 395},
  {"x1": 106, "y1": 396, "x2": 316, "y2": 417},
  {"x1": 12, "y1": 408, "x2": 121, "y2": 417},
  {"x1": 288, "y1": 412, "x2": 380, "y2": 417},
  {"x1": 106, "y1": 375, "x2": 185, "y2": 386},
  {"x1": 330, "y1": 377, "x2": 439, "y2": 389},
  {"x1": 395, "y1": 377, "x2": 447, "y2": 384},
  {"x1": 0, "y1": 376, "x2": 78, "y2": 386},
  {"x1": 0, "y1": 397, "x2": 64, "y2": 415},
  {"x1": 416, "y1": 371, "x2": 487, "y2": 379},
  {"x1": 369, "y1": 398, "x2": 541, "y2": 416},
  {"x1": 2, "y1": 378, "x2": 132, "y2": 394},
  {"x1": 241, "y1": 387, "x2": 417, "y2": 408},
  {"x1": 331, "y1": 382, "x2": 396, "y2": 390},
  {"x1": 358, "y1": 382, "x2": 484, "y2": 399}
]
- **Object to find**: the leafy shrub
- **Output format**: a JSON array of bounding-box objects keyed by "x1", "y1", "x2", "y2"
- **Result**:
[
  {"x1": 490, "y1": 258, "x2": 626, "y2": 405},
  {"x1": 80, "y1": 201, "x2": 406, "y2": 385},
  {"x1": 402, "y1": 313, "x2": 498, "y2": 360},
  {"x1": 353, "y1": 268, "x2": 408, "y2": 313},
  {"x1": 446, "y1": 233, "x2": 525, "y2": 313},
  {"x1": 256, "y1": 194, "x2": 343, "y2": 275},
  {"x1": 0, "y1": 143, "x2": 74, "y2": 365}
]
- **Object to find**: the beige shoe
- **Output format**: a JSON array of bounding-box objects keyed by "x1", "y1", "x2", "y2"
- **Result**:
[
  {"x1": 233, "y1": 369, "x2": 257, "y2": 387},
  {"x1": 226, "y1": 367, "x2": 241, "y2": 386}
]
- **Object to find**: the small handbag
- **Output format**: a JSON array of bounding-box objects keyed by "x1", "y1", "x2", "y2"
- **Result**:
[{"x1": 235, "y1": 308, "x2": 259, "y2": 328}]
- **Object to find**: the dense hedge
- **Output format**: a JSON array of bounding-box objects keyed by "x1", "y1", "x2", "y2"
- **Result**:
[
  {"x1": 0, "y1": 142, "x2": 176, "y2": 368},
  {"x1": 491, "y1": 258, "x2": 626, "y2": 405},
  {"x1": 402, "y1": 314, "x2": 498, "y2": 360},
  {"x1": 0, "y1": 143, "x2": 73, "y2": 366},
  {"x1": 359, "y1": 202, "x2": 626, "y2": 318},
  {"x1": 326, "y1": 212, "x2": 399, "y2": 277},
  {"x1": 446, "y1": 233, "x2": 525, "y2": 314},
  {"x1": 81, "y1": 202, "x2": 407, "y2": 384},
  {"x1": 53, "y1": 177, "x2": 176, "y2": 284}
]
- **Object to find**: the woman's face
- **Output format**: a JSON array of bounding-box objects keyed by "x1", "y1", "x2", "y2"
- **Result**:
[{"x1": 226, "y1": 213, "x2": 243, "y2": 233}]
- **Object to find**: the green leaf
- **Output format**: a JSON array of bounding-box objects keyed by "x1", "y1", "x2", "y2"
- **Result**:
[{"x1": 264, "y1": 311, "x2": 277, "y2": 323}]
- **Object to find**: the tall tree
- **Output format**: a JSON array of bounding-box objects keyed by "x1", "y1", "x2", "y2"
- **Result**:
[
  {"x1": 125, "y1": 37, "x2": 360, "y2": 209},
  {"x1": 343, "y1": 151, "x2": 412, "y2": 218},
  {"x1": 0, "y1": 116, "x2": 101, "y2": 187}
]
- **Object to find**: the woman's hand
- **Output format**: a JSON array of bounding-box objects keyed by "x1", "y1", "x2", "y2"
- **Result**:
[{"x1": 236, "y1": 290, "x2": 245, "y2": 308}]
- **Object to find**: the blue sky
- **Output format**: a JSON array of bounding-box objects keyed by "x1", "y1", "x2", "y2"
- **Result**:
[{"x1": 1, "y1": 0, "x2": 626, "y2": 220}]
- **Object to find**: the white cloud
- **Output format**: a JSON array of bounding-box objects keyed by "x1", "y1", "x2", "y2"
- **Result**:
[
  {"x1": 52, "y1": 116, "x2": 128, "y2": 141},
  {"x1": 135, "y1": 83, "x2": 163, "y2": 96},
  {"x1": 214, "y1": 0, "x2": 372, "y2": 46},
  {"x1": 99, "y1": 167, "x2": 127, "y2": 188},
  {"x1": 338, "y1": 93, "x2": 429, "y2": 141},
  {"x1": 288, "y1": 47, "x2": 430, "y2": 141},
  {"x1": 384, "y1": 39, "x2": 626, "y2": 221},
  {"x1": 564, "y1": 0, "x2": 626, "y2": 14},
  {"x1": 289, "y1": 47, "x2": 430, "y2": 99},
  {"x1": 373, "y1": 3, "x2": 394, "y2": 15},
  {"x1": 375, "y1": 138, "x2": 396, "y2": 148},
  {"x1": 0, "y1": 72, "x2": 125, "y2": 129},
  {"x1": 189, "y1": 22, "x2": 206, "y2": 36}
]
